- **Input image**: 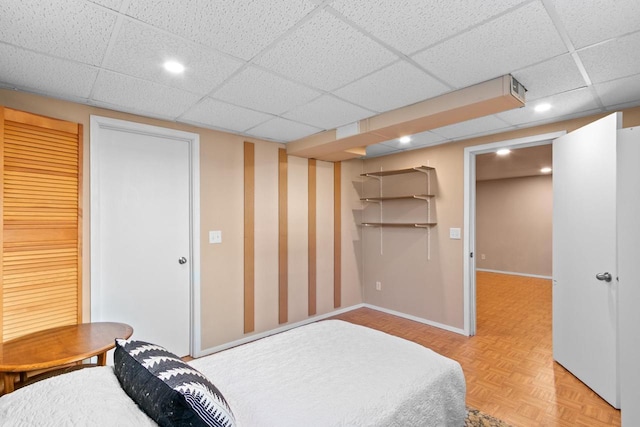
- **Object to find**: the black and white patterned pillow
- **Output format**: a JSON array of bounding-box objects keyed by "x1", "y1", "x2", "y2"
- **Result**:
[{"x1": 114, "y1": 339, "x2": 235, "y2": 427}]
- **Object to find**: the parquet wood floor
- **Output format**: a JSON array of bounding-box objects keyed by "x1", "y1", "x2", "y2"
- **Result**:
[{"x1": 331, "y1": 271, "x2": 621, "y2": 426}]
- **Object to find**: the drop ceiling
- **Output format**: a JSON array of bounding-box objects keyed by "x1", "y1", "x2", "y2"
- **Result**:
[{"x1": 1, "y1": 0, "x2": 639, "y2": 158}]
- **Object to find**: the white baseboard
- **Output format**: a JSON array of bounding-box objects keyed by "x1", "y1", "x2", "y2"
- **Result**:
[
  {"x1": 476, "y1": 268, "x2": 552, "y2": 280},
  {"x1": 194, "y1": 303, "x2": 366, "y2": 358},
  {"x1": 363, "y1": 304, "x2": 467, "y2": 336}
]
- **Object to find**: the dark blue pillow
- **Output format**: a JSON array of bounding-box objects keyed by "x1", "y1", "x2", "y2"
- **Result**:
[{"x1": 114, "y1": 339, "x2": 235, "y2": 427}]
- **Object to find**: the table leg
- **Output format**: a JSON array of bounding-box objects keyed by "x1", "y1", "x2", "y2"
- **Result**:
[
  {"x1": 1, "y1": 372, "x2": 15, "y2": 394},
  {"x1": 97, "y1": 352, "x2": 107, "y2": 366}
]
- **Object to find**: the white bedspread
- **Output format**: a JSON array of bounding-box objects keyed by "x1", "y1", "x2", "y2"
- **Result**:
[
  {"x1": 0, "y1": 365, "x2": 157, "y2": 427},
  {"x1": 0, "y1": 320, "x2": 465, "y2": 426},
  {"x1": 191, "y1": 320, "x2": 466, "y2": 427}
]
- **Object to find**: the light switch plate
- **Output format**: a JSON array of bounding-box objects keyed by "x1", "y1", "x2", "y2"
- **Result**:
[
  {"x1": 209, "y1": 230, "x2": 222, "y2": 244},
  {"x1": 449, "y1": 227, "x2": 461, "y2": 240}
]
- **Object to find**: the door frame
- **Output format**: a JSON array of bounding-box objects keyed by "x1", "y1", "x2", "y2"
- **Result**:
[
  {"x1": 89, "y1": 115, "x2": 201, "y2": 356},
  {"x1": 462, "y1": 131, "x2": 565, "y2": 335}
]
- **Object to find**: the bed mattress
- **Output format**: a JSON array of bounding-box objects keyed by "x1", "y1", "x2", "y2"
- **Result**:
[{"x1": 0, "y1": 320, "x2": 465, "y2": 426}]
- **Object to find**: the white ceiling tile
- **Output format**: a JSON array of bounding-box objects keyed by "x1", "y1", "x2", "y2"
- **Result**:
[
  {"x1": 413, "y1": 1, "x2": 566, "y2": 88},
  {"x1": 125, "y1": 0, "x2": 317, "y2": 60},
  {"x1": 104, "y1": 19, "x2": 243, "y2": 96},
  {"x1": 512, "y1": 54, "x2": 586, "y2": 101},
  {"x1": 0, "y1": 43, "x2": 98, "y2": 99},
  {"x1": 388, "y1": 131, "x2": 448, "y2": 149},
  {"x1": 92, "y1": 71, "x2": 201, "y2": 119},
  {"x1": 553, "y1": 0, "x2": 640, "y2": 49},
  {"x1": 594, "y1": 74, "x2": 640, "y2": 108},
  {"x1": 283, "y1": 95, "x2": 374, "y2": 130},
  {"x1": 497, "y1": 88, "x2": 600, "y2": 126},
  {"x1": 331, "y1": 0, "x2": 527, "y2": 55},
  {"x1": 579, "y1": 32, "x2": 640, "y2": 84},
  {"x1": 213, "y1": 66, "x2": 321, "y2": 115},
  {"x1": 431, "y1": 115, "x2": 513, "y2": 140},
  {"x1": 365, "y1": 143, "x2": 401, "y2": 158},
  {"x1": 86, "y1": 0, "x2": 123, "y2": 11},
  {"x1": 0, "y1": 0, "x2": 115, "y2": 65},
  {"x1": 256, "y1": 10, "x2": 397, "y2": 91},
  {"x1": 180, "y1": 98, "x2": 273, "y2": 133},
  {"x1": 334, "y1": 61, "x2": 450, "y2": 113},
  {"x1": 246, "y1": 118, "x2": 322, "y2": 142}
]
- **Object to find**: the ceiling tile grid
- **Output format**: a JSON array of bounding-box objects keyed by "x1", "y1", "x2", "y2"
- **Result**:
[
  {"x1": 0, "y1": 0, "x2": 116, "y2": 66},
  {"x1": 283, "y1": 95, "x2": 375, "y2": 130},
  {"x1": 91, "y1": 70, "x2": 202, "y2": 119},
  {"x1": 594, "y1": 74, "x2": 640, "y2": 109},
  {"x1": 246, "y1": 117, "x2": 322, "y2": 142},
  {"x1": 497, "y1": 87, "x2": 600, "y2": 126},
  {"x1": 511, "y1": 53, "x2": 587, "y2": 101},
  {"x1": 180, "y1": 97, "x2": 274, "y2": 134},
  {"x1": 255, "y1": 10, "x2": 398, "y2": 92},
  {"x1": 333, "y1": 61, "x2": 451, "y2": 113},
  {"x1": 0, "y1": 43, "x2": 98, "y2": 100},
  {"x1": 330, "y1": 0, "x2": 528, "y2": 55},
  {"x1": 123, "y1": 0, "x2": 318, "y2": 61},
  {"x1": 212, "y1": 66, "x2": 321, "y2": 115},
  {"x1": 430, "y1": 115, "x2": 515, "y2": 140},
  {"x1": 578, "y1": 31, "x2": 640, "y2": 85},
  {"x1": 103, "y1": 19, "x2": 244, "y2": 96},
  {"x1": 1, "y1": 0, "x2": 640, "y2": 151},
  {"x1": 365, "y1": 143, "x2": 402, "y2": 158},
  {"x1": 552, "y1": 0, "x2": 640, "y2": 49},
  {"x1": 412, "y1": 1, "x2": 568, "y2": 89}
]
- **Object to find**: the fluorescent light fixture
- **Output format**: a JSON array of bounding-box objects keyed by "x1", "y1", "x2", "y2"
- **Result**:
[
  {"x1": 496, "y1": 148, "x2": 511, "y2": 156},
  {"x1": 541, "y1": 167, "x2": 552, "y2": 173},
  {"x1": 163, "y1": 60, "x2": 185, "y2": 74},
  {"x1": 399, "y1": 136, "x2": 411, "y2": 144},
  {"x1": 534, "y1": 103, "x2": 551, "y2": 113}
]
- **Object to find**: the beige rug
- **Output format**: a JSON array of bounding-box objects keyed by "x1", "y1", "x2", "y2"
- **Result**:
[{"x1": 465, "y1": 407, "x2": 512, "y2": 427}]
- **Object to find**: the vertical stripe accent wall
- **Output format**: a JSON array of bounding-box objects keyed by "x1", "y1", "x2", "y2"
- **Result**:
[
  {"x1": 334, "y1": 161, "x2": 341, "y2": 308},
  {"x1": 243, "y1": 142, "x2": 255, "y2": 334},
  {"x1": 278, "y1": 148, "x2": 288, "y2": 324},
  {"x1": 308, "y1": 159, "x2": 316, "y2": 316},
  {"x1": 244, "y1": 147, "x2": 342, "y2": 333}
]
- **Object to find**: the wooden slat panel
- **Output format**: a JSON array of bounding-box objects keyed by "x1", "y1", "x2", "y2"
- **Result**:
[
  {"x1": 334, "y1": 161, "x2": 342, "y2": 308},
  {"x1": 4, "y1": 109, "x2": 79, "y2": 135},
  {"x1": 278, "y1": 148, "x2": 288, "y2": 324},
  {"x1": 76, "y1": 124, "x2": 83, "y2": 322},
  {"x1": 244, "y1": 142, "x2": 255, "y2": 334},
  {"x1": 2, "y1": 107, "x2": 81, "y2": 342},
  {"x1": 308, "y1": 159, "x2": 316, "y2": 316},
  {"x1": 0, "y1": 108, "x2": 5, "y2": 339}
]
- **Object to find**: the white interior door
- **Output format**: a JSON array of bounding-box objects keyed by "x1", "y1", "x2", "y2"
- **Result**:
[
  {"x1": 91, "y1": 117, "x2": 196, "y2": 357},
  {"x1": 552, "y1": 112, "x2": 620, "y2": 408}
]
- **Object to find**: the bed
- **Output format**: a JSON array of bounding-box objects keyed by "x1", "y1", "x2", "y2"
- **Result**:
[{"x1": 0, "y1": 320, "x2": 466, "y2": 426}]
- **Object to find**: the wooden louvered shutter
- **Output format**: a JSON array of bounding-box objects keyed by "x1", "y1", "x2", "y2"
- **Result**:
[{"x1": 0, "y1": 107, "x2": 82, "y2": 342}]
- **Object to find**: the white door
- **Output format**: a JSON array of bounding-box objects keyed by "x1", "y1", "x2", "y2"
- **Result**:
[
  {"x1": 91, "y1": 117, "x2": 196, "y2": 357},
  {"x1": 552, "y1": 112, "x2": 620, "y2": 408}
]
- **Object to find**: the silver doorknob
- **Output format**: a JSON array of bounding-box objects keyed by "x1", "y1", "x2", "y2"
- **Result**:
[
  {"x1": 595, "y1": 272, "x2": 612, "y2": 282},
  {"x1": 178, "y1": 257, "x2": 187, "y2": 265}
]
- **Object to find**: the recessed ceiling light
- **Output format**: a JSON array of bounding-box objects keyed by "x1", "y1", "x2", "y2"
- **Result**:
[
  {"x1": 399, "y1": 136, "x2": 411, "y2": 144},
  {"x1": 534, "y1": 103, "x2": 551, "y2": 113},
  {"x1": 541, "y1": 167, "x2": 552, "y2": 173},
  {"x1": 497, "y1": 148, "x2": 511, "y2": 156},
  {"x1": 163, "y1": 60, "x2": 185, "y2": 74}
]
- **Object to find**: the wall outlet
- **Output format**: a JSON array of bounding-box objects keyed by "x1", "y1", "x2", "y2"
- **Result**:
[
  {"x1": 375, "y1": 281, "x2": 382, "y2": 291},
  {"x1": 481, "y1": 254, "x2": 486, "y2": 260}
]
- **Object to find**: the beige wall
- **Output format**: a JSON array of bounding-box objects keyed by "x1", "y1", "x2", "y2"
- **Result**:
[
  {"x1": 360, "y1": 106, "x2": 640, "y2": 330},
  {"x1": 476, "y1": 175, "x2": 552, "y2": 277},
  {"x1": 0, "y1": 89, "x2": 363, "y2": 353},
  {"x1": 4, "y1": 88, "x2": 640, "y2": 343}
]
